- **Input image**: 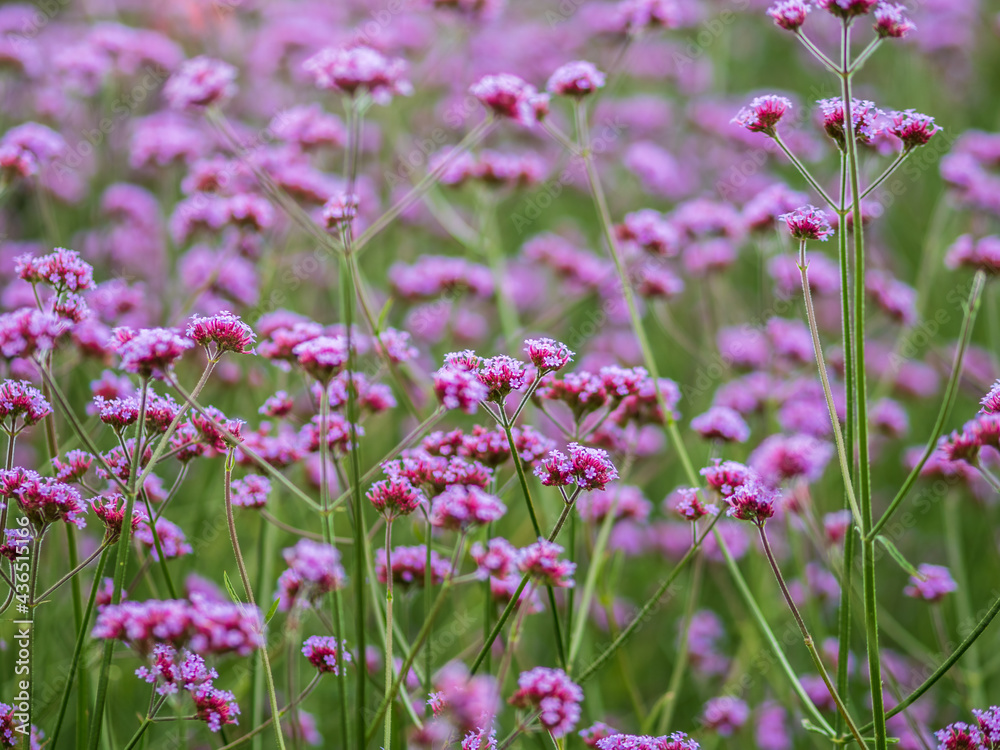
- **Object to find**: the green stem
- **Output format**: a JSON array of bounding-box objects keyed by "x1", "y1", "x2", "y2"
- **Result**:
[
  {"x1": 860, "y1": 150, "x2": 911, "y2": 201},
  {"x1": 121, "y1": 696, "x2": 168, "y2": 750},
  {"x1": 567, "y1": 495, "x2": 620, "y2": 668},
  {"x1": 773, "y1": 132, "x2": 838, "y2": 210},
  {"x1": 943, "y1": 496, "x2": 986, "y2": 707},
  {"x1": 657, "y1": 553, "x2": 704, "y2": 734},
  {"x1": 383, "y1": 522, "x2": 395, "y2": 750},
  {"x1": 841, "y1": 21, "x2": 887, "y2": 749}
]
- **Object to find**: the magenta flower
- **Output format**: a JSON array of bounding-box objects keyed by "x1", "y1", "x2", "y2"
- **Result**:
[
  {"x1": 509, "y1": 667, "x2": 583, "y2": 738},
  {"x1": 275, "y1": 539, "x2": 346, "y2": 611},
  {"x1": 517, "y1": 538, "x2": 576, "y2": 588},
  {"x1": 568, "y1": 443, "x2": 619, "y2": 491},
  {"x1": 767, "y1": 0, "x2": 811, "y2": 31},
  {"x1": 596, "y1": 733, "x2": 700, "y2": 749},
  {"x1": 376, "y1": 545, "x2": 452, "y2": 586},
  {"x1": 725, "y1": 478, "x2": 777, "y2": 525},
  {"x1": 429, "y1": 485, "x2": 506, "y2": 529},
  {"x1": 889, "y1": 110, "x2": 940, "y2": 150},
  {"x1": 873, "y1": 2, "x2": 914, "y2": 37},
  {"x1": 732, "y1": 95, "x2": 792, "y2": 135},
  {"x1": 535, "y1": 449, "x2": 575, "y2": 486},
  {"x1": 231, "y1": 475, "x2": 271, "y2": 509},
  {"x1": 934, "y1": 722, "x2": 985, "y2": 750},
  {"x1": 616, "y1": 209, "x2": 681, "y2": 257},
  {"x1": 778, "y1": 205, "x2": 834, "y2": 241},
  {"x1": 946, "y1": 235, "x2": 1000, "y2": 275},
  {"x1": 91, "y1": 494, "x2": 146, "y2": 540},
  {"x1": 702, "y1": 696, "x2": 749, "y2": 736},
  {"x1": 0, "y1": 308, "x2": 72, "y2": 359},
  {"x1": 322, "y1": 192, "x2": 359, "y2": 230},
  {"x1": 670, "y1": 487, "x2": 717, "y2": 521},
  {"x1": 366, "y1": 477, "x2": 425, "y2": 520},
  {"x1": 113, "y1": 327, "x2": 193, "y2": 379},
  {"x1": 691, "y1": 406, "x2": 751, "y2": 442},
  {"x1": 524, "y1": 338, "x2": 574, "y2": 371},
  {"x1": 293, "y1": 335, "x2": 349, "y2": 383},
  {"x1": 301, "y1": 636, "x2": 352, "y2": 674},
  {"x1": 16, "y1": 248, "x2": 94, "y2": 292},
  {"x1": 818, "y1": 97, "x2": 882, "y2": 149},
  {"x1": 817, "y1": 0, "x2": 878, "y2": 19},
  {"x1": 546, "y1": 61, "x2": 606, "y2": 97},
  {"x1": 165, "y1": 57, "x2": 237, "y2": 111},
  {"x1": 187, "y1": 311, "x2": 255, "y2": 355},
  {"x1": 700, "y1": 460, "x2": 755, "y2": 497},
  {"x1": 303, "y1": 45, "x2": 412, "y2": 104},
  {"x1": 433, "y1": 366, "x2": 488, "y2": 414},
  {"x1": 477, "y1": 355, "x2": 528, "y2": 401},
  {"x1": 0, "y1": 468, "x2": 87, "y2": 529},
  {"x1": 0, "y1": 380, "x2": 51, "y2": 431},
  {"x1": 136, "y1": 517, "x2": 193, "y2": 561},
  {"x1": 904, "y1": 563, "x2": 957, "y2": 602},
  {"x1": 469, "y1": 74, "x2": 541, "y2": 127}
]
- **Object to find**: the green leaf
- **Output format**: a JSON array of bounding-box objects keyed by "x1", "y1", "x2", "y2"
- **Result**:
[
  {"x1": 875, "y1": 534, "x2": 925, "y2": 580},
  {"x1": 223, "y1": 570, "x2": 241, "y2": 604},
  {"x1": 800, "y1": 719, "x2": 836, "y2": 738},
  {"x1": 265, "y1": 597, "x2": 281, "y2": 624}
]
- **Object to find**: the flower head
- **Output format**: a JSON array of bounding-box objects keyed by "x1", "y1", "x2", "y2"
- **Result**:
[
  {"x1": 904, "y1": 563, "x2": 957, "y2": 602},
  {"x1": 596, "y1": 733, "x2": 700, "y2": 750},
  {"x1": 16, "y1": 248, "x2": 94, "y2": 292},
  {"x1": 231, "y1": 475, "x2": 270, "y2": 509},
  {"x1": 322, "y1": 192, "x2": 359, "y2": 229},
  {"x1": 546, "y1": 61, "x2": 606, "y2": 97},
  {"x1": 430, "y1": 485, "x2": 506, "y2": 529},
  {"x1": 725, "y1": 477, "x2": 777, "y2": 525},
  {"x1": 524, "y1": 338, "x2": 574, "y2": 371},
  {"x1": 433, "y1": 366, "x2": 488, "y2": 414},
  {"x1": 691, "y1": 406, "x2": 751, "y2": 442},
  {"x1": 873, "y1": 2, "x2": 914, "y2": 37},
  {"x1": 187, "y1": 312, "x2": 255, "y2": 355},
  {"x1": 303, "y1": 45, "x2": 412, "y2": 104},
  {"x1": 165, "y1": 57, "x2": 238, "y2": 111},
  {"x1": 779, "y1": 205, "x2": 834, "y2": 241},
  {"x1": 293, "y1": 336, "x2": 349, "y2": 382},
  {"x1": 817, "y1": 0, "x2": 878, "y2": 19},
  {"x1": 367, "y1": 477, "x2": 425, "y2": 520},
  {"x1": 889, "y1": 110, "x2": 939, "y2": 150},
  {"x1": 568, "y1": 443, "x2": 619, "y2": 491},
  {"x1": 509, "y1": 667, "x2": 583, "y2": 738},
  {"x1": 732, "y1": 95, "x2": 792, "y2": 135},
  {"x1": 517, "y1": 538, "x2": 576, "y2": 588},
  {"x1": 113, "y1": 327, "x2": 193, "y2": 379},
  {"x1": 0, "y1": 380, "x2": 51, "y2": 430},
  {"x1": 670, "y1": 488, "x2": 718, "y2": 521},
  {"x1": 702, "y1": 696, "x2": 749, "y2": 736},
  {"x1": 302, "y1": 636, "x2": 352, "y2": 674},
  {"x1": 818, "y1": 97, "x2": 882, "y2": 149},
  {"x1": 477, "y1": 355, "x2": 528, "y2": 402},
  {"x1": 767, "y1": 0, "x2": 811, "y2": 31},
  {"x1": 470, "y1": 74, "x2": 541, "y2": 127}
]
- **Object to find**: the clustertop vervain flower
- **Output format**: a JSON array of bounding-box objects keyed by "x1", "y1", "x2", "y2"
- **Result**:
[
  {"x1": 16, "y1": 247, "x2": 95, "y2": 292},
  {"x1": 112, "y1": 327, "x2": 193, "y2": 379},
  {"x1": 477, "y1": 355, "x2": 528, "y2": 402},
  {"x1": 889, "y1": 110, "x2": 940, "y2": 150},
  {"x1": 817, "y1": 97, "x2": 882, "y2": 149},
  {"x1": 0, "y1": 380, "x2": 51, "y2": 431},
  {"x1": 725, "y1": 477, "x2": 777, "y2": 525},
  {"x1": 231, "y1": 475, "x2": 271, "y2": 509},
  {"x1": 670, "y1": 487, "x2": 718, "y2": 522},
  {"x1": 702, "y1": 696, "x2": 750, "y2": 736},
  {"x1": 767, "y1": 0, "x2": 811, "y2": 31},
  {"x1": 292, "y1": 335, "x2": 349, "y2": 383},
  {"x1": 817, "y1": 0, "x2": 878, "y2": 19},
  {"x1": 165, "y1": 57, "x2": 238, "y2": 111},
  {"x1": 301, "y1": 636, "x2": 352, "y2": 674},
  {"x1": 732, "y1": 95, "x2": 792, "y2": 135},
  {"x1": 523, "y1": 337, "x2": 574, "y2": 371},
  {"x1": 517, "y1": 538, "x2": 576, "y2": 588},
  {"x1": 903, "y1": 563, "x2": 957, "y2": 602},
  {"x1": 366, "y1": 476, "x2": 425, "y2": 520},
  {"x1": 872, "y1": 2, "x2": 914, "y2": 38},
  {"x1": 429, "y1": 485, "x2": 507, "y2": 529},
  {"x1": 187, "y1": 311, "x2": 255, "y2": 356},
  {"x1": 303, "y1": 45, "x2": 413, "y2": 105},
  {"x1": 690, "y1": 406, "x2": 751, "y2": 442},
  {"x1": 779, "y1": 205, "x2": 834, "y2": 241},
  {"x1": 433, "y1": 366, "x2": 488, "y2": 414},
  {"x1": 546, "y1": 61, "x2": 606, "y2": 97},
  {"x1": 322, "y1": 192, "x2": 359, "y2": 230},
  {"x1": 509, "y1": 667, "x2": 583, "y2": 738},
  {"x1": 596, "y1": 732, "x2": 701, "y2": 749},
  {"x1": 469, "y1": 74, "x2": 543, "y2": 127}
]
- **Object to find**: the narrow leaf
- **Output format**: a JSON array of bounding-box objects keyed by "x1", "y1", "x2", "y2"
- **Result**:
[
  {"x1": 223, "y1": 570, "x2": 241, "y2": 604},
  {"x1": 875, "y1": 534, "x2": 925, "y2": 580}
]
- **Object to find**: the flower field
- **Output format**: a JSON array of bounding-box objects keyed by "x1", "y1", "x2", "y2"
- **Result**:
[{"x1": 1, "y1": 0, "x2": 1000, "y2": 748}]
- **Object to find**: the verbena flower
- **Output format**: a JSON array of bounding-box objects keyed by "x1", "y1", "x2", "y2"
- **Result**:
[
  {"x1": 732, "y1": 95, "x2": 792, "y2": 135},
  {"x1": 873, "y1": 2, "x2": 914, "y2": 37},
  {"x1": 546, "y1": 61, "x2": 606, "y2": 97},
  {"x1": 469, "y1": 74, "x2": 542, "y2": 127},
  {"x1": 187, "y1": 311, "x2": 255, "y2": 355},
  {"x1": 301, "y1": 636, "x2": 352, "y2": 674},
  {"x1": 509, "y1": 667, "x2": 583, "y2": 738},
  {"x1": 367, "y1": 477, "x2": 425, "y2": 520},
  {"x1": 165, "y1": 57, "x2": 238, "y2": 111},
  {"x1": 303, "y1": 45, "x2": 412, "y2": 104},
  {"x1": 779, "y1": 205, "x2": 834, "y2": 241},
  {"x1": 767, "y1": 0, "x2": 811, "y2": 31},
  {"x1": 0, "y1": 380, "x2": 51, "y2": 431},
  {"x1": 903, "y1": 563, "x2": 957, "y2": 602},
  {"x1": 690, "y1": 406, "x2": 750, "y2": 442}
]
